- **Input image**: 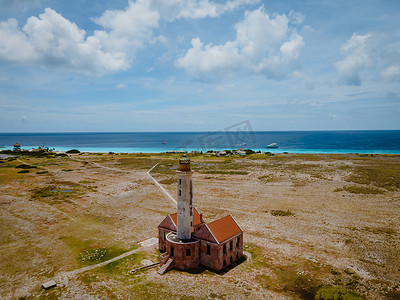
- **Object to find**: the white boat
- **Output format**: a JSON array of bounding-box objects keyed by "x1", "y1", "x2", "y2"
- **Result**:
[{"x1": 266, "y1": 143, "x2": 278, "y2": 148}]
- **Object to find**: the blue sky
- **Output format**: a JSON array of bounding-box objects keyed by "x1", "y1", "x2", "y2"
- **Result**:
[{"x1": 0, "y1": 0, "x2": 399, "y2": 132}]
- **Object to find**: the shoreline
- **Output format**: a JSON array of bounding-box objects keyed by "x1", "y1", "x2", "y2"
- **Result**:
[{"x1": 2, "y1": 146, "x2": 400, "y2": 155}]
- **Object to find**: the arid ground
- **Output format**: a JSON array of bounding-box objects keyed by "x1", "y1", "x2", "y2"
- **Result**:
[{"x1": 1, "y1": 151, "x2": 399, "y2": 299}]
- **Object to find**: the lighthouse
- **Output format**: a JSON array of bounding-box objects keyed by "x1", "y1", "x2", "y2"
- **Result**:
[
  {"x1": 176, "y1": 154, "x2": 194, "y2": 240},
  {"x1": 157, "y1": 155, "x2": 243, "y2": 274}
]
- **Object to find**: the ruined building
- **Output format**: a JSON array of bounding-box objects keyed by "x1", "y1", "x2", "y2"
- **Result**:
[{"x1": 157, "y1": 155, "x2": 243, "y2": 274}]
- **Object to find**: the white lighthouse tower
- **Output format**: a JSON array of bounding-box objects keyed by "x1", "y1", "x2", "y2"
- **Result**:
[{"x1": 176, "y1": 154, "x2": 194, "y2": 240}]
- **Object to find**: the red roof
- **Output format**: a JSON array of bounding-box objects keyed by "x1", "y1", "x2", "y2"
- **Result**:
[
  {"x1": 206, "y1": 215, "x2": 242, "y2": 244},
  {"x1": 169, "y1": 207, "x2": 203, "y2": 227}
]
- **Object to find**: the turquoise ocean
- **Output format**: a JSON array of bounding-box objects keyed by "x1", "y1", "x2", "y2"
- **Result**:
[{"x1": 1, "y1": 131, "x2": 400, "y2": 154}]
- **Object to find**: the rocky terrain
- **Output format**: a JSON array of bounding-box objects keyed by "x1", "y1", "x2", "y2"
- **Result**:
[{"x1": 0, "y1": 151, "x2": 399, "y2": 299}]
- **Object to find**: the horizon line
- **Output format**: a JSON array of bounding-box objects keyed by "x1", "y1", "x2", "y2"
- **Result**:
[{"x1": 1, "y1": 129, "x2": 400, "y2": 134}]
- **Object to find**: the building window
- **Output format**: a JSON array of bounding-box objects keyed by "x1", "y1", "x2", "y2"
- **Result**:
[
  {"x1": 179, "y1": 179, "x2": 181, "y2": 185},
  {"x1": 236, "y1": 236, "x2": 240, "y2": 247},
  {"x1": 230, "y1": 256, "x2": 233, "y2": 263},
  {"x1": 170, "y1": 247, "x2": 174, "y2": 257},
  {"x1": 236, "y1": 253, "x2": 238, "y2": 259},
  {"x1": 179, "y1": 189, "x2": 181, "y2": 196},
  {"x1": 223, "y1": 260, "x2": 226, "y2": 267},
  {"x1": 223, "y1": 244, "x2": 226, "y2": 254},
  {"x1": 163, "y1": 231, "x2": 166, "y2": 239},
  {"x1": 230, "y1": 240, "x2": 233, "y2": 251},
  {"x1": 207, "y1": 244, "x2": 210, "y2": 255},
  {"x1": 186, "y1": 248, "x2": 191, "y2": 256}
]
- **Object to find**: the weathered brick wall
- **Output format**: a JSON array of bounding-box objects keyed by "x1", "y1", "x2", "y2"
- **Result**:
[
  {"x1": 199, "y1": 233, "x2": 243, "y2": 271},
  {"x1": 158, "y1": 228, "x2": 173, "y2": 252},
  {"x1": 199, "y1": 241, "x2": 221, "y2": 270},
  {"x1": 166, "y1": 238, "x2": 200, "y2": 270},
  {"x1": 159, "y1": 226, "x2": 243, "y2": 272}
]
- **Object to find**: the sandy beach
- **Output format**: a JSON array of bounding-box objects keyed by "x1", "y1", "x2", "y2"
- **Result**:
[{"x1": 0, "y1": 152, "x2": 399, "y2": 299}]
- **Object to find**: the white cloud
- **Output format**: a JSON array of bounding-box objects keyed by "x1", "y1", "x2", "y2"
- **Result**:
[
  {"x1": 175, "y1": 6, "x2": 305, "y2": 80},
  {"x1": 92, "y1": 0, "x2": 159, "y2": 52},
  {"x1": 334, "y1": 33, "x2": 373, "y2": 85},
  {"x1": 381, "y1": 65, "x2": 400, "y2": 82},
  {"x1": 150, "y1": 0, "x2": 260, "y2": 21},
  {"x1": 116, "y1": 83, "x2": 126, "y2": 89},
  {"x1": 0, "y1": 8, "x2": 130, "y2": 74},
  {"x1": 288, "y1": 10, "x2": 305, "y2": 25},
  {"x1": 0, "y1": 0, "x2": 259, "y2": 75},
  {"x1": 0, "y1": 18, "x2": 38, "y2": 62}
]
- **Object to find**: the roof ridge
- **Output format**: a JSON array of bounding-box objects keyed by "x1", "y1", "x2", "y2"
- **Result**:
[
  {"x1": 205, "y1": 223, "x2": 219, "y2": 244},
  {"x1": 205, "y1": 215, "x2": 242, "y2": 244},
  {"x1": 167, "y1": 214, "x2": 176, "y2": 226},
  {"x1": 229, "y1": 214, "x2": 243, "y2": 232}
]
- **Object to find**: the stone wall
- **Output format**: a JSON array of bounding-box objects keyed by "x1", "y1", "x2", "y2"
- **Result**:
[
  {"x1": 166, "y1": 237, "x2": 200, "y2": 270},
  {"x1": 158, "y1": 228, "x2": 172, "y2": 252},
  {"x1": 199, "y1": 233, "x2": 243, "y2": 271}
]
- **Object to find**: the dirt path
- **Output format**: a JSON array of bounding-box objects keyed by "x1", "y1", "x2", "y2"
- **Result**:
[
  {"x1": 69, "y1": 155, "x2": 176, "y2": 205},
  {"x1": 16, "y1": 155, "x2": 173, "y2": 290},
  {"x1": 147, "y1": 163, "x2": 177, "y2": 205},
  {"x1": 40, "y1": 159, "x2": 174, "y2": 288},
  {"x1": 52, "y1": 238, "x2": 158, "y2": 287}
]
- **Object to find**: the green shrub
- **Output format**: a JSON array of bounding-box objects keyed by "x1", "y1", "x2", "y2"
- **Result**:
[
  {"x1": 36, "y1": 171, "x2": 49, "y2": 174},
  {"x1": 15, "y1": 164, "x2": 37, "y2": 169},
  {"x1": 245, "y1": 149, "x2": 255, "y2": 154},
  {"x1": 66, "y1": 149, "x2": 80, "y2": 154},
  {"x1": 315, "y1": 286, "x2": 363, "y2": 300},
  {"x1": 346, "y1": 164, "x2": 400, "y2": 191},
  {"x1": 271, "y1": 210, "x2": 294, "y2": 216}
]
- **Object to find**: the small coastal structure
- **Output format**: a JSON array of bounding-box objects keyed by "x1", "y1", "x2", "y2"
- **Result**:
[
  {"x1": 157, "y1": 155, "x2": 243, "y2": 274},
  {"x1": 13, "y1": 143, "x2": 21, "y2": 151},
  {"x1": 217, "y1": 151, "x2": 227, "y2": 156},
  {"x1": 232, "y1": 149, "x2": 246, "y2": 156},
  {"x1": 29, "y1": 146, "x2": 51, "y2": 152}
]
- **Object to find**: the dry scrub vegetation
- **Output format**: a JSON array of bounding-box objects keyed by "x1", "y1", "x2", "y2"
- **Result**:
[{"x1": 0, "y1": 152, "x2": 399, "y2": 299}]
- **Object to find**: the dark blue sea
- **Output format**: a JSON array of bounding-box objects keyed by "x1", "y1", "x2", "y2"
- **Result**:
[{"x1": 1, "y1": 131, "x2": 400, "y2": 154}]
